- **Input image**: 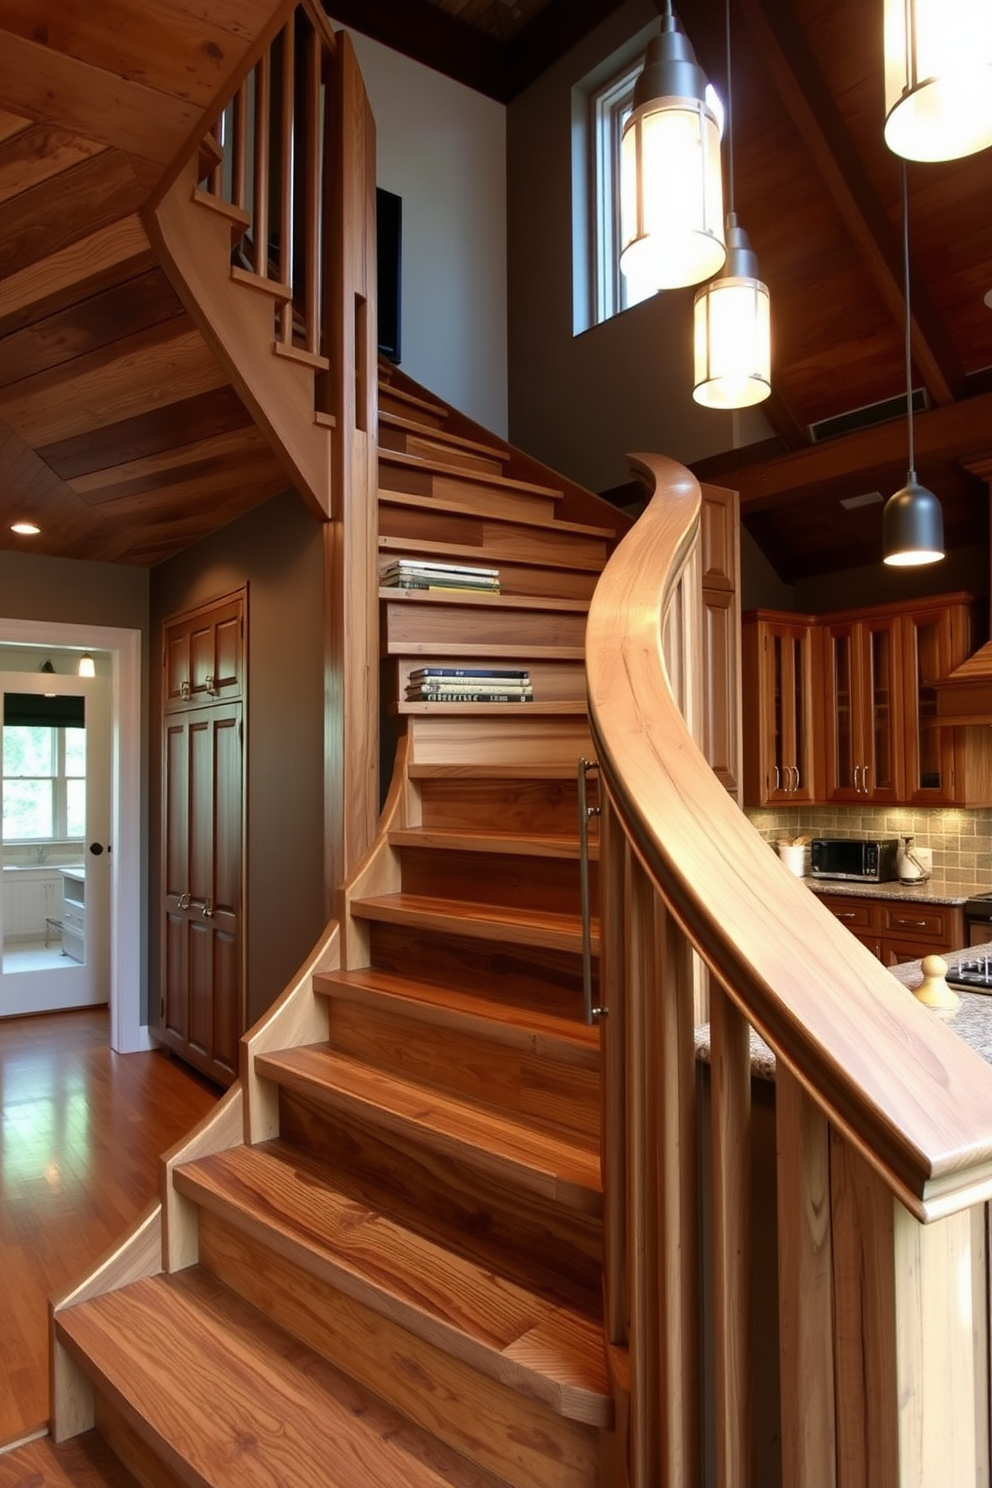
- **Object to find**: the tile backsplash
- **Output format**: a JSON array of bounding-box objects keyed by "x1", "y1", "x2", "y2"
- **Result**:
[{"x1": 745, "y1": 806, "x2": 992, "y2": 892}]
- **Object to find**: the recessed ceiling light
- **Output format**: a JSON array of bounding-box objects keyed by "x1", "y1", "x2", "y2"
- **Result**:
[{"x1": 10, "y1": 520, "x2": 40, "y2": 535}]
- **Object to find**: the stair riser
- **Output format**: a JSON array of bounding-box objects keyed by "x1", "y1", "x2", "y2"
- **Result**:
[
  {"x1": 93, "y1": 1396, "x2": 184, "y2": 1488},
  {"x1": 197, "y1": 1213, "x2": 602, "y2": 1488},
  {"x1": 397, "y1": 845, "x2": 597, "y2": 918},
  {"x1": 379, "y1": 501, "x2": 609, "y2": 565},
  {"x1": 379, "y1": 388, "x2": 446, "y2": 427},
  {"x1": 324, "y1": 999, "x2": 600, "y2": 1142},
  {"x1": 383, "y1": 599, "x2": 587, "y2": 651},
  {"x1": 369, "y1": 923, "x2": 593, "y2": 1018},
  {"x1": 379, "y1": 425, "x2": 505, "y2": 476},
  {"x1": 380, "y1": 463, "x2": 558, "y2": 523},
  {"x1": 277, "y1": 1089, "x2": 603, "y2": 1292},
  {"x1": 418, "y1": 777, "x2": 594, "y2": 835}
]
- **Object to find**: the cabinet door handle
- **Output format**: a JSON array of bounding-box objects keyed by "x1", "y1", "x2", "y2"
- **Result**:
[
  {"x1": 853, "y1": 764, "x2": 861, "y2": 792},
  {"x1": 863, "y1": 765, "x2": 871, "y2": 793},
  {"x1": 774, "y1": 765, "x2": 781, "y2": 790},
  {"x1": 180, "y1": 679, "x2": 190, "y2": 701},
  {"x1": 836, "y1": 911, "x2": 856, "y2": 920},
  {"x1": 896, "y1": 918, "x2": 927, "y2": 929},
  {"x1": 791, "y1": 765, "x2": 800, "y2": 791}
]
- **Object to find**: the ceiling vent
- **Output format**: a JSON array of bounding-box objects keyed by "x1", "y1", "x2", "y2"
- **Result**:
[{"x1": 808, "y1": 387, "x2": 929, "y2": 444}]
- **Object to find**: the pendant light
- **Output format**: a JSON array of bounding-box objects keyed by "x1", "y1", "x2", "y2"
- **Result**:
[
  {"x1": 883, "y1": 0, "x2": 992, "y2": 161},
  {"x1": 77, "y1": 653, "x2": 96, "y2": 678},
  {"x1": 692, "y1": 0, "x2": 771, "y2": 408},
  {"x1": 619, "y1": 3, "x2": 726, "y2": 292},
  {"x1": 883, "y1": 165, "x2": 944, "y2": 566}
]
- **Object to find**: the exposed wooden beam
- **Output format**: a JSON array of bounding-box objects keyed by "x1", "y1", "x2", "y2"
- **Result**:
[
  {"x1": 323, "y1": 1, "x2": 506, "y2": 101},
  {"x1": 738, "y1": 0, "x2": 965, "y2": 408},
  {"x1": 692, "y1": 389, "x2": 992, "y2": 511}
]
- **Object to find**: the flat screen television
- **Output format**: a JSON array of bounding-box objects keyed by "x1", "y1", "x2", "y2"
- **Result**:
[{"x1": 377, "y1": 187, "x2": 402, "y2": 364}]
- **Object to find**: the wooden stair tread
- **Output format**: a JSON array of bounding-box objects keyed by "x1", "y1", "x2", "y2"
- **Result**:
[
  {"x1": 384, "y1": 642, "x2": 586, "y2": 660},
  {"x1": 315, "y1": 966, "x2": 600, "y2": 1055},
  {"x1": 254, "y1": 1045, "x2": 602, "y2": 1212},
  {"x1": 0, "y1": 1431, "x2": 143, "y2": 1487},
  {"x1": 378, "y1": 533, "x2": 604, "y2": 574},
  {"x1": 395, "y1": 701, "x2": 587, "y2": 716},
  {"x1": 388, "y1": 826, "x2": 596, "y2": 859},
  {"x1": 381, "y1": 449, "x2": 563, "y2": 502},
  {"x1": 381, "y1": 587, "x2": 590, "y2": 614},
  {"x1": 56, "y1": 1269, "x2": 501, "y2": 1488},
  {"x1": 378, "y1": 413, "x2": 509, "y2": 463},
  {"x1": 174, "y1": 1143, "x2": 609, "y2": 1424},
  {"x1": 350, "y1": 892, "x2": 598, "y2": 954},
  {"x1": 380, "y1": 489, "x2": 614, "y2": 540},
  {"x1": 377, "y1": 383, "x2": 447, "y2": 421},
  {"x1": 408, "y1": 763, "x2": 591, "y2": 780}
]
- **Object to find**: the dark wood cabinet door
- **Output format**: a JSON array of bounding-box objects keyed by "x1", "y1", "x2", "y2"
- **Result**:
[
  {"x1": 164, "y1": 592, "x2": 244, "y2": 711},
  {"x1": 161, "y1": 701, "x2": 244, "y2": 1085}
]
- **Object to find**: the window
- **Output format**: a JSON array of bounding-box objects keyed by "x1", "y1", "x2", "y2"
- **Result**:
[
  {"x1": 2, "y1": 725, "x2": 86, "y2": 842},
  {"x1": 590, "y1": 60, "x2": 655, "y2": 325}
]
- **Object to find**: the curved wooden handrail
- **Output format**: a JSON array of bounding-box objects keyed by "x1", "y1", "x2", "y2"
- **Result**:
[{"x1": 586, "y1": 452, "x2": 992, "y2": 1221}]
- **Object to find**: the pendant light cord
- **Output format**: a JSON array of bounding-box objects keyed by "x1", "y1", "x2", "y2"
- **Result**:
[
  {"x1": 902, "y1": 161, "x2": 915, "y2": 474},
  {"x1": 725, "y1": 0, "x2": 734, "y2": 217}
]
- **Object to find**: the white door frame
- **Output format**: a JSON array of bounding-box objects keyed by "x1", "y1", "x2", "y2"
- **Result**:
[{"x1": 0, "y1": 618, "x2": 147, "y2": 1053}]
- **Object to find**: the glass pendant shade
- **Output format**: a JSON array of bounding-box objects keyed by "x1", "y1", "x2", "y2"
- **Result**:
[
  {"x1": 692, "y1": 218, "x2": 771, "y2": 408},
  {"x1": 619, "y1": 20, "x2": 726, "y2": 291},
  {"x1": 882, "y1": 474, "x2": 945, "y2": 565},
  {"x1": 77, "y1": 653, "x2": 96, "y2": 678},
  {"x1": 884, "y1": 0, "x2": 992, "y2": 160}
]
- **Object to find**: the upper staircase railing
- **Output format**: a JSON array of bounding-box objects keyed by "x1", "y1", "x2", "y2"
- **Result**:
[{"x1": 587, "y1": 454, "x2": 992, "y2": 1488}]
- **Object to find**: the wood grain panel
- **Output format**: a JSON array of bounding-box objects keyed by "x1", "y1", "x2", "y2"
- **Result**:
[
  {"x1": 0, "y1": 30, "x2": 199, "y2": 165},
  {"x1": 0, "y1": 149, "x2": 146, "y2": 281},
  {"x1": 0, "y1": 0, "x2": 258, "y2": 108},
  {"x1": 38, "y1": 384, "x2": 253, "y2": 478},
  {"x1": 0, "y1": 267, "x2": 184, "y2": 389},
  {"x1": 76, "y1": 439, "x2": 284, "y2": 510},
  {"x1": 67, "y1": 424, "x2": 269, "y2": 494},
  {"x1": 0, "y1": 214, "x2": 152, "y2": 335},
  {"x1": 0, "y1": 321, "x2": 225, "y2": 446},
  {"x1": 0, "y1": 1430, "x2": 144, "y2": 1486},
  {"x1": 0, "y1": 122, "x2": 104, "y2": 204},
  {"x1": 0, "y1": 107, "x2": 33, "y2": 143}
]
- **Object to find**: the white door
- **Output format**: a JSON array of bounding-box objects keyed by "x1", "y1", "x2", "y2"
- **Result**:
[{"x1": 0, "y1": 674, "x2": 110, "y2": 1016}]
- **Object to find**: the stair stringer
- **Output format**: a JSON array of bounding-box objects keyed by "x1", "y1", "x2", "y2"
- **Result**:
[{"x1": 144, "y1": 154, "x2": 333, "y2": 520}]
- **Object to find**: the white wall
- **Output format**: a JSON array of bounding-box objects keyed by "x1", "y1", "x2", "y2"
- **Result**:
[
  {"x1": 507, "y1": 0, "x2": 773, "y2": 496},
  {"x1": 333, "y1": 21, "x2": 508, "y2": 437}
]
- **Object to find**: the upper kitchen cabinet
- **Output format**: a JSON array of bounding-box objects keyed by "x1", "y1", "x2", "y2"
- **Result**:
[
  {"x1": 164, "y1": 590, "x2": 245, "y2": 712},
  {"x1": 819, "y1": 611, "x2": 902, "y2": 804},
  {"x1": 901, "y1": 599, "x2": 973, "y2": 806},
  {"x1": 742, "y1": 612, "x2": 816, "y2": 806}
]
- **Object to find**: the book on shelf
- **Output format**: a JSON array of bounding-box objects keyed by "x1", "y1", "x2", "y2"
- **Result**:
[
  {"x1": 408, "y1": 678, "x2": 533, "y2": 693},
  {"x1": 384, "y1": 558, "x2": 500, "y2": 579},
  {"x1": 406, "y1": 691, "x2": 534, "y2": 704},
  {"x1": 406, "y1": 685, "x2": 534, "y2": 700},
  {"x1": 386, "y1": 578, "x2": 501, "y2": 592},
  {"x1": 407, "y1": 666, "x2": 530, "y2": 682}
]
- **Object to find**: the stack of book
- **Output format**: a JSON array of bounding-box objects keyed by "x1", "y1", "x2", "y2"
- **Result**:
[
  {"x1": 382, "y1": 558, "x2": 500, "y2": 592},
  {"x1": 405, "y1": 667, "x2": 533, "y2": 704}
]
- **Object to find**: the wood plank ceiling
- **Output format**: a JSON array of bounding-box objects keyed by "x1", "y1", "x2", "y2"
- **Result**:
[{"x1": 0, "y1": 0, "x2": 290, "y2": 565}]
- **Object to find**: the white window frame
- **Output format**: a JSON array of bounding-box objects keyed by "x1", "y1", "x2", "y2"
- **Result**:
[{"x1": 591, "y1": 59, "x2": 655, "y2": 326}]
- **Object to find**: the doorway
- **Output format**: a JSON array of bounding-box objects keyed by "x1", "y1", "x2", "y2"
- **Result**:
[
  {"x1": 0, "y1": 619, "x2": 144, "y2": 1053},
  {"x1": 1, "y1": 670, "x2": 110, "y2": 1014}
]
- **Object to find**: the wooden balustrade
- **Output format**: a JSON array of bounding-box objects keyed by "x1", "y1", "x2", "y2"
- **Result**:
[
  {"x1": 200, "y1": 2, "x2": 337, "y2": 380},
  {"x1": 586, "y1": 453, "x2": 992, "y2": 1487}
]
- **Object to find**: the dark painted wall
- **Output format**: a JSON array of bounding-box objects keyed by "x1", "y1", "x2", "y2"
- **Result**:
[{"x1": 149, "y1": 489, "x2": 328, "y2": 1029}]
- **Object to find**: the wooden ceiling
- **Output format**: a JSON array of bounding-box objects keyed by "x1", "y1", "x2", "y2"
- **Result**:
[
  {"x1": 343, "y1": 0, "x2": 992, "y2": 580},
  {"x1": 0, "y1": 0, "x2": 989, "y2": 578},
  {"x1": 0, "y1": 0, "x2": 291, "y2": 566}
]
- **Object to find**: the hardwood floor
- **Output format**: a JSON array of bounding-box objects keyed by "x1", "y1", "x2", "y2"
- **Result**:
[{"x1": 0, "y1": 1008, "x2": 218, "y2": 1446}]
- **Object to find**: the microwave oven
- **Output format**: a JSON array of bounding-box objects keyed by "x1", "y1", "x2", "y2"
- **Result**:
[{"x1": 809, "y1": 837, "x2": 900, "y2": 883}]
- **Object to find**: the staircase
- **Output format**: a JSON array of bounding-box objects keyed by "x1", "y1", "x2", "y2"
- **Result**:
[{"x1": 6, "y1": 371, "x2": 624, "y2": 1488}]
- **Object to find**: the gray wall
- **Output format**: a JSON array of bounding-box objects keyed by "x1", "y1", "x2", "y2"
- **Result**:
[
  {"x1": 506, "y1": 0, "x2": 773, "y2": 499},
  {"x1": 149, "y1": 489, "x2": 327, "y2": 1028}
]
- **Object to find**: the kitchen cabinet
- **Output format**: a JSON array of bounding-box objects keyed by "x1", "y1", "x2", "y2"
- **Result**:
[
  {"x1": 164, "y1": 589, "x2": 244, "y2": 713},
  {"x1": 743, "y1": 593, "x2": 980, "y2": 807},
  {"x1": 820, "y1": 893, "x2": 964, "y2": 967},
  {"x1": 60, "y1": 868, "x2": 85, "y2": 963},
  {"x1": 742, "y1": 612, "x2": 815, "y2": 805},
  {"x1": 2, "y1": 869, "x2": 63, "y2": 942},
  {"x1": 819, "y1": 612, "x2": 902, "y2": 803}
]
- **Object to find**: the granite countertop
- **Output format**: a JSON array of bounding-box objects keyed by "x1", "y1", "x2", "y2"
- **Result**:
[
  {"x1": 696, "y1": 942, "x2": 992, "y2": 1080},
  {"x1": 802, "y1": 876, "x2": 990, "y2": 907}
]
